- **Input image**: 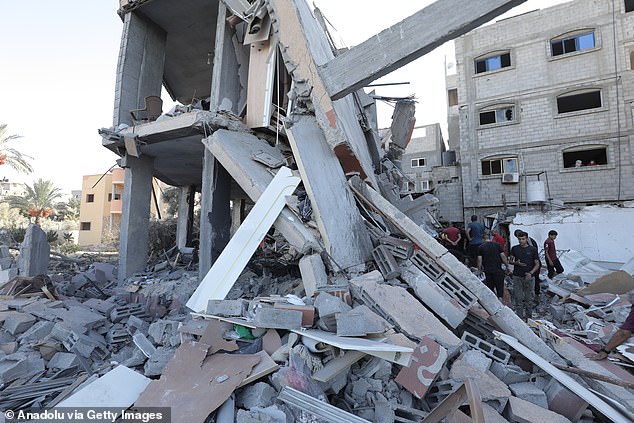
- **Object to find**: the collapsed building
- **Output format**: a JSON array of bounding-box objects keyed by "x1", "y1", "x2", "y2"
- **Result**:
[{"x1": 1, "y1": 0, "x2": 634, "y2": 422}]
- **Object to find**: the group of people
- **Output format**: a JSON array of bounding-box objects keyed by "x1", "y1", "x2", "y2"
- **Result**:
[{"x1": 440, "y1": 216, "x2": 566, "y2": 321}]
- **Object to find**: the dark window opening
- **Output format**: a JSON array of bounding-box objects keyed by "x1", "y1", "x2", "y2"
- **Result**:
[
  {"x1": 557, "y1": 91, "x2": 601, "y2": 113},
  {"x1": 630, "y1": 50, "x2": 634, "y2": 70},
  {"x1": 114, "y1": 193, "x2": 121, "y2": 200},
  {"x1": 481, "y1": 158, "x2": 517, "y2": 176},
  {"x1": 80, "y1": 222, "x2": 91, "y2": 231},
  {"x1": 86, "y1": 194, "x2": 94, "y2": 203},
  {"x1": 479, "y1": 107, "x2": 515, "y2": 126},
  {"x1": 626, "y1": 0, "x2": 634, "y2": 13},
  {"x1": 551, "y1": 32, "x2": 595, "y2": 56},
  {"x1": 107, "y1": 193, "x2": 112, "y2": 202},
  {"x1": 475, "y1": 52, "x2": 511, "y2": 74},
  {"x1": 563, "y1": 147, "x2": 608, "y2": 168},
  {"x1": 479, "y1": 111, "x2": 496, "y2": 125},
  {"x1": 448, "y1": 89, "x2": 458, "y2": 106}
]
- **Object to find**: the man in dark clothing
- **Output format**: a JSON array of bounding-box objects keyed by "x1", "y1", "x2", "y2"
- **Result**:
[
  {"x1": 466, "y1": 215, "x2": 485, "y2": 267},
  {"x1": 441, "y1": 223, "x2": 467, "y2": 264},
  {"x1": 514, "y1": 229, "x2": 543, "y2": 301},
  {"x1": 510, "y1": 231, "x2": 540, "y2": 320},
  {"x1": 544, "y1": 230, "x2": 565, "y2": 279},
  {"x1": 477, "y1": 234, "x2": 511, "y2": 298}
]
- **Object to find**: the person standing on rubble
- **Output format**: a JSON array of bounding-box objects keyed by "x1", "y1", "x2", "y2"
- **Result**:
[
  {"x1": 544, "y1": 230, "x2": 565, "y2": 279},
  {"x1": 477, "y1": 233, "x2": 511, "y2": 298},
  {"x1": 514, "y1": 229, "x2": 543, "y2": 303},
  {"x1": 441, "y1": 223, "x2": 468, "y2": 264},
  {"x1": 509, "y1": 231, "x2": 540, "y2": 320},
  {"x1": 466, "y1": 215, "x2": 485, "y2": 267}
]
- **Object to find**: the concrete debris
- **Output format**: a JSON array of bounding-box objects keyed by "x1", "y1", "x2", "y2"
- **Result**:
[{"x1": 6, "y1": 0, "x2": 634, "y2": 421}]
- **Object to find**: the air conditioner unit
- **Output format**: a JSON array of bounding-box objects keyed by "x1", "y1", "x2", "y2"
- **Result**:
[{"x1": 501, "y1": 172, "x2": 519, "y2": 184}]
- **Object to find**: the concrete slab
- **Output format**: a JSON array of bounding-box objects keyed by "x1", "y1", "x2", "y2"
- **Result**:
[
  {"x1": 17, "y1": 224, "x2": 50, "y2": 277},
  {"x1": 57, "y1": 365, "x2": 151, "y2": 408},
  {"x1": 3, "y1": 312, "x2": 36, "y2": 336},
  {"x1": 509, "y1": 382, "x2": 548, "y2": 409},
  {"x1": 204, "y1": 130, "x2": 319, "y2": 254},
  {"x1": 299, "y1": 254, "x2": 328, "y2": 299},
  {"x1": 506, "y1": 396, "x2": 570, "y2": 423},
  {"x1": 350, "y1": 271, "x2": 461, "y2": 350}
]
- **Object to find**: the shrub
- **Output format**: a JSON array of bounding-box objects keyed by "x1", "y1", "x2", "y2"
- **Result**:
[
  {"x1": 9, "y1": 227, "x2": 26, "y2": 244},
  {"x1": 46, "y1": 230, "x2": 59, "y2": 244}
]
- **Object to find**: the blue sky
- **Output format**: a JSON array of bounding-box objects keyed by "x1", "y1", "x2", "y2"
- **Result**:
[{"x1": 0, "y1": 0, "x2": 568, "y2": 194}]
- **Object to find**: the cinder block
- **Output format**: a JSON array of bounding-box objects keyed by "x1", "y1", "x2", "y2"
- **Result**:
[
  {"x1": 133, "y1": 332, "x2": 157, "y2": 358},
  {"x1": 545, "y1": 380, "x2": 588, "y2": 421},
  {"x1": 48, "y1": 352, "x2": 79, "y2": 370},
  {"x1": 274, "y1": 303, "x2": 315, "y2": 327},
  {"x1": 425, "y1": 379, "x2": 461, "y2": 407},
  {"x1": 509, "y1": 382, "x2": 548, "y2": 409},
  {"x1": 110, "y1": 303, "x2": 146, "y2": 323},
  {"x1": 206, "y1": 299, "x2": 245, "y2": 317},
  {"x1": 490, "y1": 361, "x2": 530, "y2": 385},
  {"x1": 436, "y1": 273, "x2": 477, "y2": 309},
  {"x1": 18, "y1": 320, "x2": 54, "y2": 344},
  {"x1": 3, "y1": 312, "x2": 36, "y2": 335},
  {"x1": 299, "y1": 254, "x2": 328, "y2": 299},
  {"x1": 236, "y1": 382, "x2": 276, "y2": 409},
  {"x1": 462, "y1": 350, "x2": 492, "y2": 372},
  {"x1": 410, "y1": 250, "x2": 444, "y2": 280},
  {"x1": 372, "y1": 245, "x2": 401, "y2": 279},
  {"x1": 401, "y1": 264, "x2": 467, "y2": 328},
  {"x1": 379, "y1": 236, "x2": 414, "y2": 259},
  {"x1": 461, "y1": 331, "x2": 510, "y2": 364},
  {"x1": 253, "y1": 307, "x2": 302, "y2": 330}
]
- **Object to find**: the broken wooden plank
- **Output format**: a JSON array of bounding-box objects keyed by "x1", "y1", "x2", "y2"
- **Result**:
[
  {"x1": 186, "y1": 167, "x2": 300, "y2": 312},
  {"x1": 495, "y1": 331, "x2": 629, "y2": 423},
  {"x1": 422, "y1": 379, "x2": 483, "y2": 423},
  {"x1": 319, "y1": 0, "x2": 527, "y2": 100}
]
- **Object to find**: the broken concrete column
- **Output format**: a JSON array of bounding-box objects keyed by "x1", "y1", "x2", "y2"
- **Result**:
[
  {"x1": 198, "y1": 152, "x2": 231, "y2": 281},
  {"x1": 175, "y1": 185, "x2": 194, "y2": 249},
  {"x1": 17, "y1": 224, "x2": 50, "y2": 277},
  {"x1": 113, "y1": 11, "x2": 166, "y2": 127},
  {"x1": 118, "y1": 155, "x2": 154, "y2": 281},
  {"x1": 299, "y1": 254, "x2": 328, "y2": 299},
  {"x1": 285, "y1": 115, "x2": 373, "y2": 270}
]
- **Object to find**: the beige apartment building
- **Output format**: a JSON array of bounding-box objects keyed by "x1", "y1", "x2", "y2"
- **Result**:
[{"x1": 78, "y1": 168, "x2": 165, "y2": 247}]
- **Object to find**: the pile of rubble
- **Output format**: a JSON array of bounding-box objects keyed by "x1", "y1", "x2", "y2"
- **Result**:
[{"x1": 2, "y1": 204, "x2": 634, "y2": 422}]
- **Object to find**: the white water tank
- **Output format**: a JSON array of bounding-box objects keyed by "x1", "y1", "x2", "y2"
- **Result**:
[{"x1": 527, "y1": 180, "x2": 546, "y2": 203}]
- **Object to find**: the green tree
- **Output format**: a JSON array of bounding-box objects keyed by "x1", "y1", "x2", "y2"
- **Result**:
[
  {"x1": 7, "y1": 178, "x2": 62, "y2": 224},
  {"x1": 0, "y1": 124, "x2": 33, "y2": 174},
  {"x1": 55, "y1": 196, "x2": 81, "y2": 221}
]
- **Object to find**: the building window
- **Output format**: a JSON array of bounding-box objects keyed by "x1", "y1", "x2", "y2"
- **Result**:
[
  {"x1": 475, "y1": 52, "x2": 511, "y2": 74},
  {"x1": 563, "y1": 146, "x2": 608, "y2": 168},
  {"x1": 557, "y1": 90, "x2": 601, "y2": 114},
  {"x1": 447, "y1": 88, "x2": 458, "y2": 106},
  {"x1": 420, "y1": 180, "x2": 430, "y2": 191},
  {"x1": 481, "y1": 157, "x2": 518, "y2": 176},
  {"x1": 411, "y1": 158, "x2": 426, "y2": 168},
  {"x1": 626, "y1": 0, "x2": 634, "y2": 13},
  {"x1": 86, "y1": 194, "x2": 94, "y2": 203},
  {"x1": 80, "y1": 222, "x2": 91, "y2": 231},
  {"x1": 551, "y1": 31, "x2": 595, "y2": 56},
  {"x1": 114, "y1": 193, "x2": 121, "y2": 200},
  {"x1": 479, "y1": 105, "x2": 515, "y2": 126},
  {"x1": 107, "y1": 193, "x2": 112, "y2": 202}
]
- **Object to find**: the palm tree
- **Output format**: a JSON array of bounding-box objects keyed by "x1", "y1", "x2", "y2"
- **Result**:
[
  {"x1": 8, "y1": 178, "x2": 62, "y2": 224},
  {"x1": 0, "y1": 124, "x2": 33, "y2": 174}
]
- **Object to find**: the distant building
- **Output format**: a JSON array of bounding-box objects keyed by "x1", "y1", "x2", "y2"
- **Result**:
[
  {"x1": 402, "y1": 124, "x2": 445, "y2": 193},
  {"x1": 0, "y1": 179, "x2": 26, "y2": 199},
  {"x1": 452, "y1": 0, "x2": 634, "y2": 221},
  {"x1": 78, "y1": 168, "x2": 163, "y2": 247}
]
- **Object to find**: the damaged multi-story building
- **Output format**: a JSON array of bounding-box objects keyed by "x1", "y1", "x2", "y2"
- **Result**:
[
  {"x1": 452, "y1": 0, "x2": 634, "y2": 221},
  {"x1": 99, "y1": 0, "x2": 531, "y2": 283}
]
